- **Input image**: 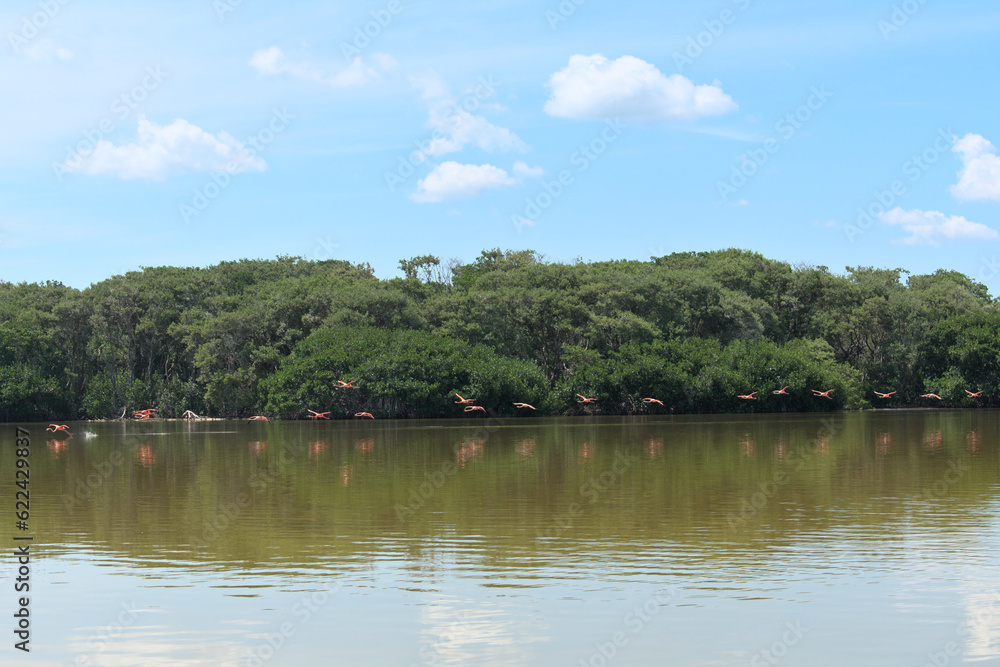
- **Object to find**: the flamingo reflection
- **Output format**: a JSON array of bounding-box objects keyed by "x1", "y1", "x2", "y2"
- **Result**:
[
  {"x1": 340, "y1": 464, "x2": 353, "y2": 487},
  {"x1": 134, "y1": 444, "x2": 155, "y2": 468},
  {"x1": 876, "y1": 432, "x2": 891, "y2": 456},
  {"x1": 457, "y1": 440, "x2": 484, "y2": 466},
  {"x1": 967, "y1": 430, "x2": 980, "y2": 453},
  {"x1": 355, "y1": 437, "x2": 374, "y2": 454},
  {"x1": 249, "y1": 440, "x2": 268, "y2": 456},
  {"x1": 773, "y1": 438, "x2": 787, "y2": 460},
  {"x1": 46, "y1": 439, "x2": 68, "y2": 457},
  {"x1": 740, "y1": 433, "x2": 755, "y2": 458},
  {"x1": 923, "y1": 429, "x2": 942, "y2": 452},
  {"x1": 309, "y1": 440, "x2": 327, "y2": 459},
  {"x1": 515, "y1": 438, "x2": 535, "y2": 457},
  {"x1": 646, "y1": 438, "x2": 663, "y2": 459}
]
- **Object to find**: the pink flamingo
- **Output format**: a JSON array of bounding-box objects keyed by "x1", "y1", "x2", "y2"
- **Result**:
[
  {"x1": 513, "y1": 403, "x2": 536, "y2": 410},
  {"x1": 737, "y1": 392, "x2": 757, "y2": 400},
  {"x1": 354, "y1": 412, "x2": 374, "y2": 419}
]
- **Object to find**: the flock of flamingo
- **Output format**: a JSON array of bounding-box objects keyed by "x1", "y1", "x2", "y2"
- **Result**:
[
  {"x1": 735, "y1": 387, "x2": 983, "y2": 401},
  {"x1": 38, "y1": 383, "x2": 987, "y2": 433}
]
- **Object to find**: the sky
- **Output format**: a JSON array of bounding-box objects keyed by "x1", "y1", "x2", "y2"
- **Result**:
[{"x1": 1, "y1": 0, "x2": 999, "y2": 291}]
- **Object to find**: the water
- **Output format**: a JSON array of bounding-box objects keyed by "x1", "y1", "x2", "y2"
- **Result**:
[{"x1": 5, "y1": 411, "x2": 1000, "y2": 666}]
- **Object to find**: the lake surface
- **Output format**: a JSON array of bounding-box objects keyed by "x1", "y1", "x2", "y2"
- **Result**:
[{"x1": 5, "y1": 410, "x2": 1000, "y2": 666}]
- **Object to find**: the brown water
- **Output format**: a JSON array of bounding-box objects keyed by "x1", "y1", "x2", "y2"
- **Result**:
[{"x1": 5, "y1": 410, "x2": 1000, "y2": 666}]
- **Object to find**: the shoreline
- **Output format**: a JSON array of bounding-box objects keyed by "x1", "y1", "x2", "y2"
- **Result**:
[{"x1": 14, "y1": 404, "x2": 985, "y2": 424}]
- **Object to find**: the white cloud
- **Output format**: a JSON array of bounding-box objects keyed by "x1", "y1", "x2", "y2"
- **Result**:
[
  {"x1": 412, "y1": 71, "x2": 527, "y2": 157},
  {"x1": 65, "y1": 115, "x2": 264, "y2": 180},
  {"x1": 512, "y1": 161, "x2": 544, "y2": 178},
  {"x1": 250, "y1": 46, "x2": 393, "y2": 87},
  {"x1": 951, "y1": 133, "x2": 1000, "y2": 202},
  {"x1": 544, "y1": 54, "x2": 737, "y2": 122},
  {"x1": 411, "y1": 162, "x2": 517, "y2": 203},
  {"x1": 14, "y1": 39, "x2": 74, "y2": 61},
  {"x1": 879, "y1": 207, "x2": 998, "y2": 245}
]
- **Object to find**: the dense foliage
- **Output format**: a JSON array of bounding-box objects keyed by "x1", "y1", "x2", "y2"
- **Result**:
[{"x1": 0, "y1": 249, "x2": 995, "y2": 420}]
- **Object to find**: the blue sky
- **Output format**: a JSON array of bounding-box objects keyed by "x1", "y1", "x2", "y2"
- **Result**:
[{"x1": 2, "y1": 0, "x2": 1000, "y2": 291}]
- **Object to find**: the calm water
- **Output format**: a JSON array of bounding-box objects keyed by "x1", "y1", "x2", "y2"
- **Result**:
[{"x1": 5, "y1": 411, "x2": 1000, "y2": 666}]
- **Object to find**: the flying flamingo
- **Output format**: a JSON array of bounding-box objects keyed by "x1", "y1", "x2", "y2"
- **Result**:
[
  {"x1": 920, "y1": 393, "x2": 942, "y2": 400},
  {"x1": 354, "y1": 412, "x2": 374, "y2": 419},
  {"x1": 248, "y1": 415, "x2": 270, "y2": 422},
  {"x1": 46, "y1": 424, "x2": 72, "y2": 434},
  {"x1": 965, "y1": 390, "x2": 984, "y2": 397},
  {"x1": 737, "y1": 392, "x2": 758, "y2": 400},
  {"x1": 811, "y1": 389, "x2": 834, "y2": 399},
  {"x1": 772, "y1": 386, "x2": 790, "y2": 395},
  {"x1": 513, "y1": 403, "x2": 536, "y2": 410},
  {"x1": 307, "y1": 410, "x2": 330, "y2": 419},
  {"x1": 874, "y1": 391, "x2": 896, "y2": 398},
  {"x1": 453, "y1": 393, "x2": 476, "y2": 404},
  {"x1": 641, "y1": 398, "x2": 664, "y2": 405},
  {"x1": 335, "y1": 380, "x2": 358, "y2": 388},
  {"x1": 464, "y1": 405, "x2": 486, "y2": 413},
  {"x1": 576, "y1": 394, "x2": 597, "y2": 403}
]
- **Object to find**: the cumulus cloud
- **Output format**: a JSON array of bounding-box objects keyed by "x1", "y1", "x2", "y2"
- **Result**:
[
  {"x1": 411, "y1": 162, "x2": 518, "y2": 203},
  {"x1": 512, "y1": 161, "x2": 544, "y2": 178},
  {"x1": 65, "y1": 115, "x2": 264, "y2": 180},
  {"x1": 879, "y1": 207, "x2": 998, "y2": 245},
  {"x1": 544, "y1": 54, "x2": 737, "y2": 122},
  {"x1": 950, "y1": 133, "x2": 1000, "y2": 202},
  {"x1": 412, "y1": 71, "x2": 527, "y2": 157},
  {"x1": 250, "y1": 46, "x2": 393, "y2": 87}
]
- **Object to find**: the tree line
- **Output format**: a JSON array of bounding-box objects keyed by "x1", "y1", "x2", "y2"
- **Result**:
[{"x1": 1, "y1": 248, "x2": 997, "y2": 420}]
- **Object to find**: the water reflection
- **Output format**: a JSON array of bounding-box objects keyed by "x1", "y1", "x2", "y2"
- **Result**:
[
  {"x1": 47, "y1": 438, "x2": 68, "y2": 457},
  {"x1": 456, "y1": 440, "x2": 484, "y2": 467},
  {"x1": 876, "y1": 431, "x2": 891, "y2": 456},
  {"x1": 515, "y1": 438, "x2": 535, "y2": 458},
  {"x1": 309, "y1": 440, "x2": 327, "y2": 459},
  {"x1": 645, "y1": 437, "x2": 663, "y2": 460},
  {"x1": 133, "y1": 443, "x2": 155, "y2": 468},
  {"x1": 967, "y1": 430, "x2": 980, "y2": 454},
  {"x1": 923, "y1": 429, "x2": 943, "y2": 452},
  {"x1": 772, "y1": 437, "x2": 786, "y2": 460},
  {"x1": 417, "y1": 596, "x2": 533, "y2": 667},
  {"x1": 354, "y1": 437, "x2": 374, "y2": 455},
  {"x1": 11, "y1": 410, "x2": 1000, "y2": 666}
]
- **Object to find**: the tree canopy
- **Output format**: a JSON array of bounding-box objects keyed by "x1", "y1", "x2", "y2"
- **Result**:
[{"x1": 0, "y1": 249, "x2": 994, "y2": 420}]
